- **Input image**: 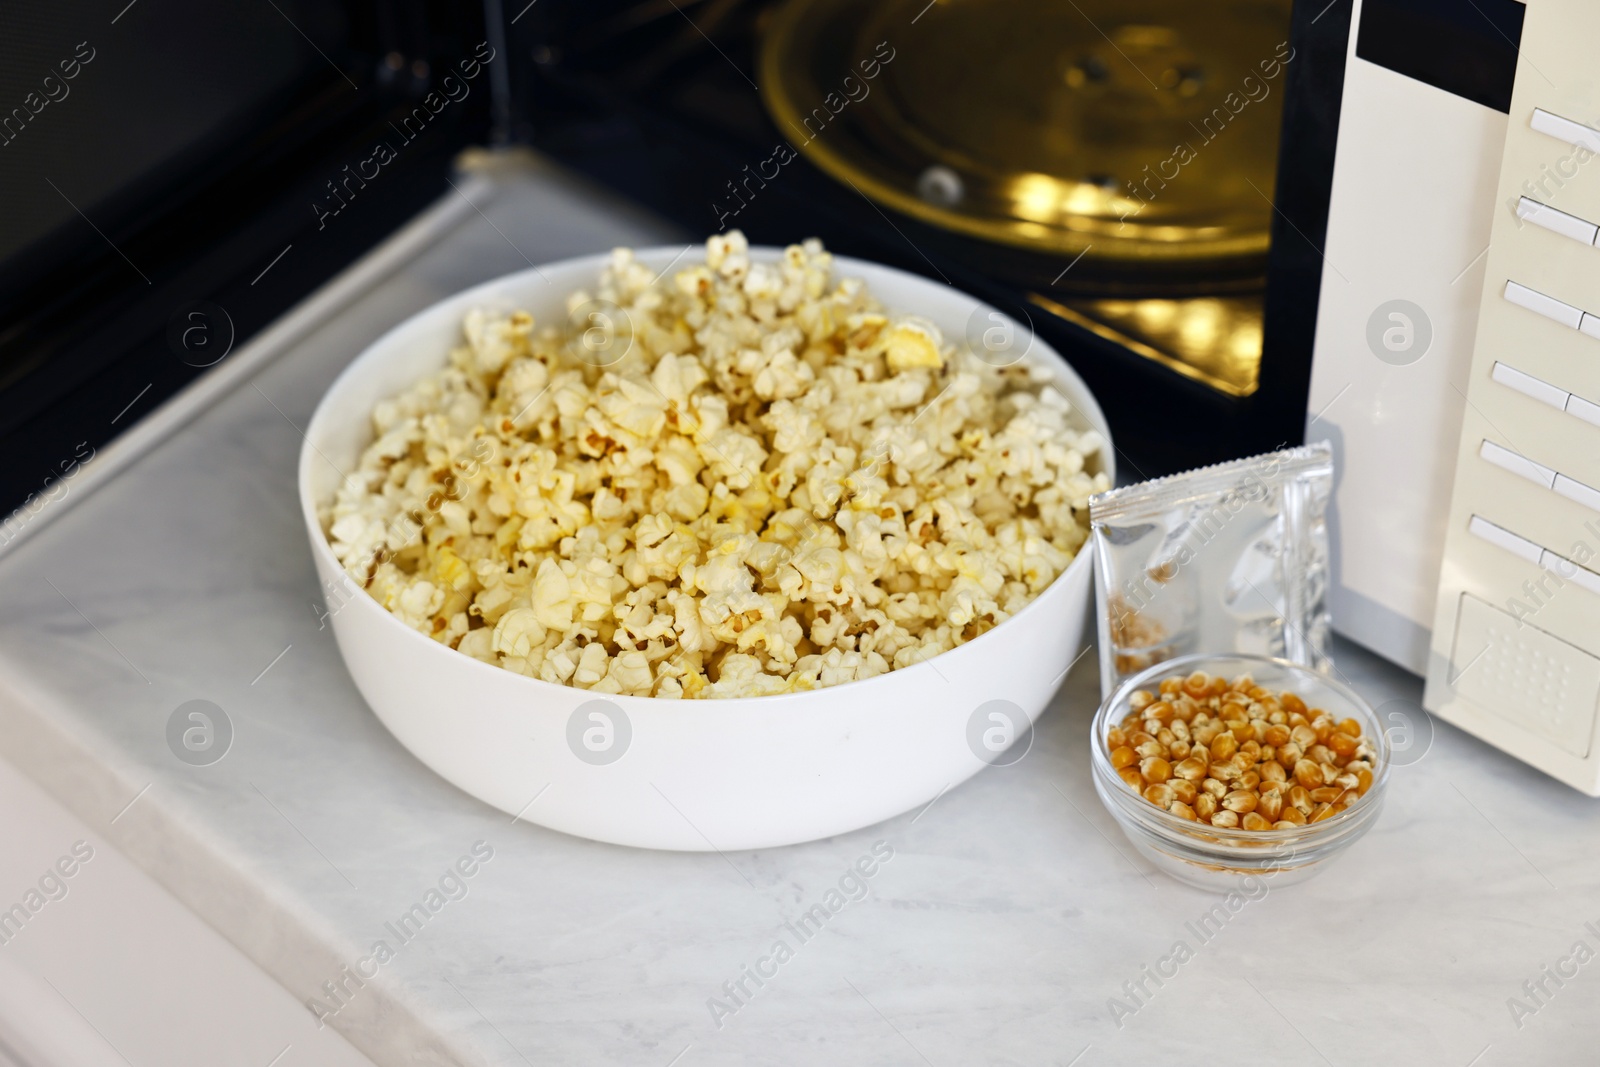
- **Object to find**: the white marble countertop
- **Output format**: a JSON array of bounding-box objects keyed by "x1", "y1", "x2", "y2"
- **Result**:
[{"x1": 3, "y1": 156, "x2": 1599, "y2": 1067}]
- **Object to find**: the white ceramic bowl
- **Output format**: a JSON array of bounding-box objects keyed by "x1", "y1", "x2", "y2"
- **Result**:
[{"x1": 298, "y1": 246, "x2": 1114, "y2": 850}]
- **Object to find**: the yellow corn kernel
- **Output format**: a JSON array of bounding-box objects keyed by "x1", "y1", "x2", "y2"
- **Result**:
[
  {"x1": 1117, "y1": 766, "x2": 1143, "y2": 789},
  {"x1": 1310, "y1": 802, "x2": 1337, "y2": 823},
  {"x1": 1106, "y1": 727, "x2": 1128, "y2": 749},
  {"x1": 1280, "y1": 692, "x2": 1307, "y2": 716},
  {"x1": 1194, "y1": 794, "x2": 1219, "y2": 819},
  {"x1": 1211, "y1": 810, "x2": 1241, "y2": 829},
  {"x1": 1169, "y1": 779, "x2": 1198, "y2": 805},
  {"x1": 1222, "y1": 790, "x2": 1258, "y2": 814},
  {"x1": 1356, "y1": 768, "x2": 1374, "y2": 795},
  {"x1": 1140, "y1": 756, "x2": 1173, "y2": 784},
  {"x1": 1242, "y1": 812, "x2": 1273, "y2": 831},
  {"x1": 1174, "y1": 756, "x2": 1209, "y2": 782},
  {"x1": 1210, "y1": 733, "x2": 1239, "y2": 762},
  {"x1": 1144, "y1": 783, "x2": 1176, "y2": 808},
  {"x1": 1129, "y1": 689, "x2": 1155, "y2": 710},
  {"x1": 1293, "y1": 759, "x2": 1323, "y2": 788},
  {"x1": 1110, "y1": 746, "x2": 1137, "y2": 770},
  {"x1": 1338, "y1": 717, "x2": 1362, "y2": 738},
  {"x1": 1260, "y1": 760, "x2": 1287, "y2": 784},
  {"x1": 1201, "y1": 777, "x2": 1228, "y2": 799},
  {"x1": 1257, "y1": 792, "x2": 1284, "y2": 821},
  {"x1": 1171, "y1": 801, "x2": 1199, "y2": 821},
  {"x1": 1288, "y1": 785, "x2": 1313, "y2": 815}
]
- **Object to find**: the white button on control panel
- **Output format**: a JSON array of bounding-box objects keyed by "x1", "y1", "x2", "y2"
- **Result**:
[
  {"x1": 1479, "y1": 439, "x2": 1557, "y2": 487},
  {"x1": 1544, "y1": 551, "x2": 1600, "y2": 597},
  {"x1": 1569, "y1": 394, "x2": 1600, "y2": 427},
  {"x1": 1505, "y1": 280, "x2": 1585, "y2": 328},
  {"x1": 1555, "y1": 473, "x2": 1600, "y2": 515},
  {"x1": 1469, "y1": 514, "x2": 1544, "y2": 563},
  {"x1": 1492, "y1": 362, "x2": 1570, "y2": 410},
  {"x1": 1532, "y1": 108, "x2": 1600, "y2": 153},
  {"x1": 1518, "y1": 196, "x2": 1600, "y2": 245}
]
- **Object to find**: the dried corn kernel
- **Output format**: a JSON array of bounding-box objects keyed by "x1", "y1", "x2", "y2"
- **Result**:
[
  {"x1": 1293, "y1": 759, "x2": 1323, "y2": 788},
  {"x1": 1140, "y1": 756, "x2": 1173, "y2": 784},
  {"x1": 1222, "y1": 790, "x2": 1258, "y2": 814}
]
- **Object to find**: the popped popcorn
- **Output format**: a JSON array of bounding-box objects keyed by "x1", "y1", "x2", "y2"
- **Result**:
[{"x1": 323, "y1": 233, "x2": 1109, "y2": 698}]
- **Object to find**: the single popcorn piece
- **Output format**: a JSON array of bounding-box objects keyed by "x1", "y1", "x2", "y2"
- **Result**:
[
  {"x1": 321, "y1": 233, "x2": 1109, "y2": 698},
  {"x1": 881, "y1": 318, "x2": 945, "y2": 372}
]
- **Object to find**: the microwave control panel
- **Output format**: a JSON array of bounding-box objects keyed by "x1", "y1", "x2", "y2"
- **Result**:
[{"x1": 1425, "y1": 0, "x2": 1600, "y2": 792}]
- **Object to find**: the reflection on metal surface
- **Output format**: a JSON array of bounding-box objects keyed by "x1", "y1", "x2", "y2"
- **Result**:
[
  {"x1": 760, "y1": 0, "x2": 1294, "y2": 270},
  {"x1": 1030, "y1": 292, "x2": 1264, "y2": 396}
]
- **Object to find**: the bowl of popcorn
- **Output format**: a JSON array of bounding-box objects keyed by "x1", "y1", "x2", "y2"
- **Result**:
[
  {"x1": 299, "y1": 233, "x2": 1112, "y2": 850},
  {"x1": 1091, "y1": 654, "x2": 1391, "y2": 889}
]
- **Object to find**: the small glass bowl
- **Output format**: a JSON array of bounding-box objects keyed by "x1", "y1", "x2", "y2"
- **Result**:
[{"x1": 1090, "y1": 653, "x2": 1391, "y2": 891}]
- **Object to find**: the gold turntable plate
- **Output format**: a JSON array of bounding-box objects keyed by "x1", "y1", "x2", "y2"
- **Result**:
[{"x1": 760, "y1": 0, "x2": 1294, "y2": 270}]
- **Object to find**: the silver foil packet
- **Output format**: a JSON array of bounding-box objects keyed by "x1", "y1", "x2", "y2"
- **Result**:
[{"x1": 1088, "y1": 443, "x2": 1334, "y2": 697}]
